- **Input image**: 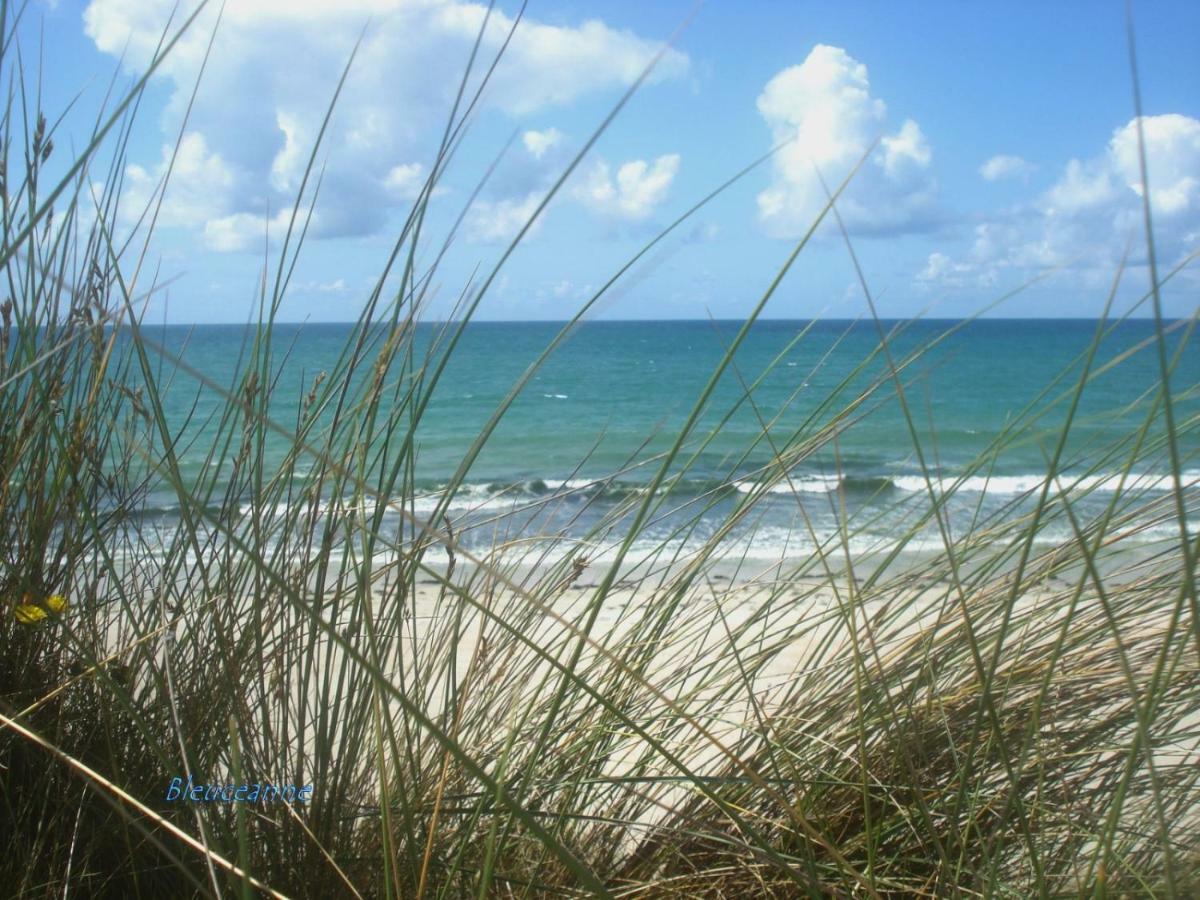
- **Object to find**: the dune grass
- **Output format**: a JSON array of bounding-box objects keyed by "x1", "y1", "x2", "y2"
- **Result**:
[{"x1": 2, "y1": 4, "x2": 1198, "y2": 897}]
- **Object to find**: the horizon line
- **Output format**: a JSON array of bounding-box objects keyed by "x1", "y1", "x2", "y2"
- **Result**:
[{"x1": 126, "y1": 315, "x2": 1194, "y2": 326}]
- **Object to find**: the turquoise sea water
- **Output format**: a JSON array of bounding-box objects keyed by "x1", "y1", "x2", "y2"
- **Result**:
[{"x1": 141, "y1": 319, "x2": 1198, "y2": 562}]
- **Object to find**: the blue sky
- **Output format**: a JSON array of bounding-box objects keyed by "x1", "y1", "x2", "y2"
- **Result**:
[{"x1": 26, "y1": 0, "x2": 1200, "y2": 322}]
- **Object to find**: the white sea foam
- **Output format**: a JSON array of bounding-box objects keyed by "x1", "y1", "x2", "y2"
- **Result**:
[
  {"x1": 495, "y1": 520, "x2": 1156, "y2": 572},
  {"x1": 730, "y1": 468, "x2": 1200, "y2": 500},
  {"x1": 892, "y1": 470, "x2": 1200, "y2": 496},
  {"x1": 735, "y1": 475, "x2": 841, "y2": 495},
  {"x1": 410, "y1": 485, "x2": 524, "y2": 516},
  {"x1": 541, "y1": 478, "x2": 600, "y2": 491}
]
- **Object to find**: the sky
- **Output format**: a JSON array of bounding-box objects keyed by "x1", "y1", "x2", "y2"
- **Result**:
[{"x1": 23, "y1": 0, "x2": 1200, "y2": 322}]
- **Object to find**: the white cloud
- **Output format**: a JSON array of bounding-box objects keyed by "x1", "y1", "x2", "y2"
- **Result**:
[
  {"x1": 1108, "y1": 113, "x2": 1200, "y2": 216},
  {"x1": 880, "y1": 119, "x2": 931, "y2": 177},
  {"x1": 522, "y1": 127, "x2": 563, "y2": 160},
  {"x1": 755, "y1": 44, "x2": 937, "y2": 237},
  {"x1": 574, "y1": 153, "x2": 679, "y2": 219},
  {"x1": 269, "y1": 111, "x2": 305, "y2": 193},
  {"x1": 84, "y1": 0, "x2": 688, "y2": 250},
  {"x1": 287, "y1": 277, "x2": 347, "y2": 294},
  {"x1": 980, "y1": 154, "x2": 1033, "y2": 182},
  {"x1": 204, "y1": 208, "x2": 296, "y2": 253},
  {"x1": 533, "y1": 278, "x2": 594, "y2": 303},
  {"x1": 122, "y1": 131, "x2": 235, "y2": 227},
  {"x1": 918, "y1": 251, "x2": 951, "y2": 282},
  {"x1": 383, "y1": 162, "x2": 426, "y2": 199},
  {"x1": 459, "y1": 122, "x2": 680, "y2": 241},
  {"x1": 465, "y1": 191, "x2": 544, "y2": 242},
  {"x1": 916, "y1": 250, "x2": 979, "y2": 288},
  {"x1": 463, "y1": 138, "x2": 679, "y2": 240},
  {"x1": 1043, "y1": 158, "x2": 1119, "y2": 215},
  {"x1": 920, "y1": 114, "x2": 1200, "y2": 288}
]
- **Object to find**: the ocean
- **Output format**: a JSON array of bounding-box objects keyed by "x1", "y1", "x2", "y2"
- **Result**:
[{"x1": 138, "y1": 318, "x2": 1198, "y2": 566}]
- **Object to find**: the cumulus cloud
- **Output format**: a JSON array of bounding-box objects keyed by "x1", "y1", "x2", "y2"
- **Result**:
[
  {"x1": 204, "y1": 208, "x2": 296, "y2": 253},
  {"x1": 465, "y1": 191, "x2": 545, "y2": 242},
  {"x1": 980, "y1": 154, "x2": 1034, "y2": 182},
  {"x1": 287, "y1": 277, "x2": 348, "y2": 294},
  {"x1": 920, "y1": 114, "x2": 1200, "y2": 288},
  {"x1": 532, "y1": 278, "x2": 594, "y2": 304},
  {"x1": 84, "y1": 0, "x2": 688, "y2": 251},
  {"x1": 383, "y1": 162, "x2": 427, "y2": 199},
  {"x1": 121, "y1": 131, "x2": 235, "y2": 228},
  {"x1": 461, "y1": 130, "x2": 680, "y2": 241},
  {"x1": 755, "y1": 44, "x2": 937, "y2": 237},
  {"x1": 1108, "y1": 114, "x2": 1199, "y2": 216},
  {"x1": 574, "y1": 153, "x2": 680, "y2": 220},
  {"x1": 880, "y1": 119, "x2": 931, "y2": 178},
  {"x1": 916, "y1": 251, "x2": 978, "y2": 288},
  {"x1": 522, "y1": 127, "x2": 563, "y2": 160}
]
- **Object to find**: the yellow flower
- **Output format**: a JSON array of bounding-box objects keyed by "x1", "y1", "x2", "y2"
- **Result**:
[{"x1": 14, "y1": 593, "x2": 68, "y2": 625}]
